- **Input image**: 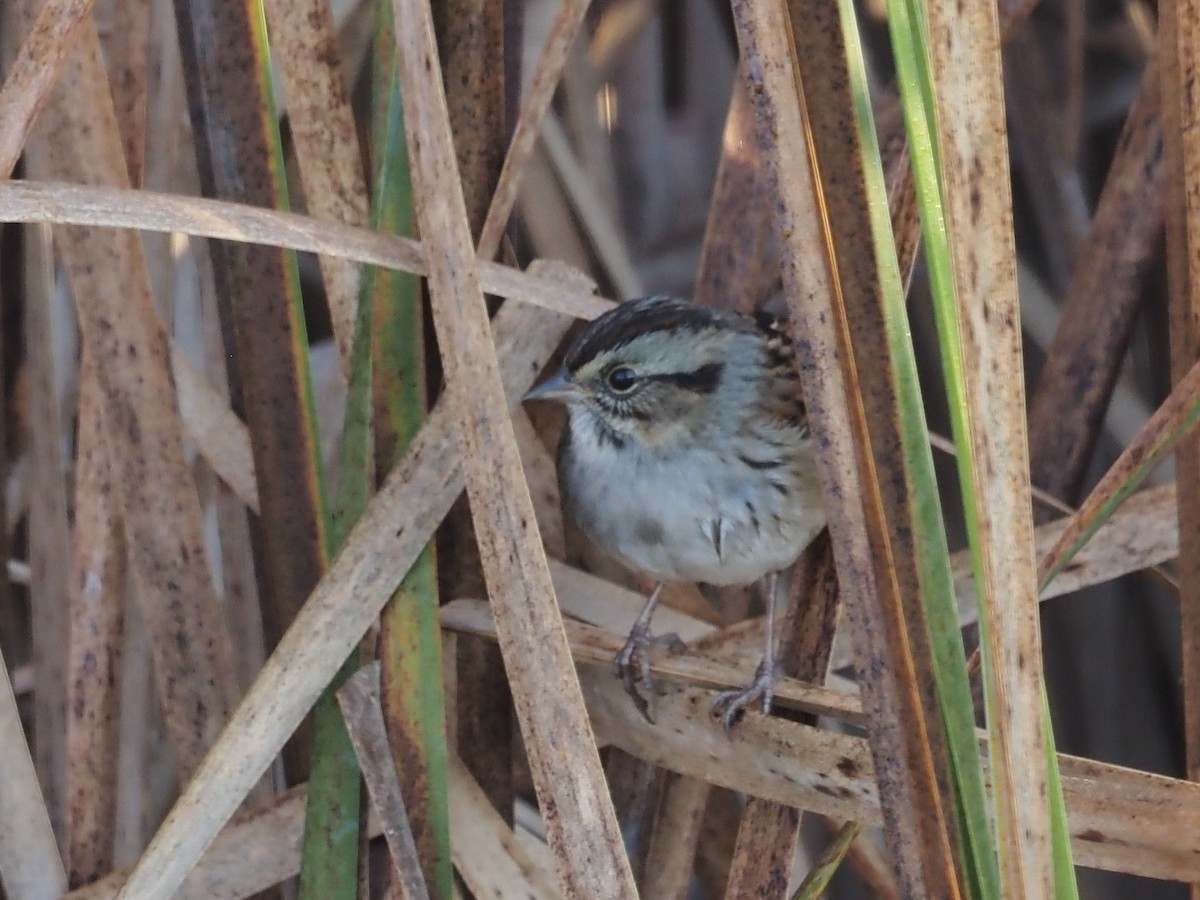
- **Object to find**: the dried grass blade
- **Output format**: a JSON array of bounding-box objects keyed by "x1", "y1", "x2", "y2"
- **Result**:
[
  {"x1": 1155, "y1": 10, "x2": 1200, "y2": 880},
  {"x1": 1026, "y1": 58, "x2": 1164, "y2": 504},
  {"x1": 1039, "y1": 358, "x2": 1200, "y2": 586},
  {"x1": 174, "y1": 2, "x2": 365, "y2": 885},
  {"x1": 24, "y1": 14, "x2": 240, "y2": 778},
  {"x1": 115, "y1": 402, "x2": 460, "y2": 900},
  {"x1": 891, "y1": 0, "x2": 1075, "y2": 890},
  {"x1": 65, "y1": 353, "x2": 126, "y2": 886},
  {"x1": 171, "y1": 347, "x2": 260, "y2": 512},
  {"x1": 0, "y1": 643, "x2": 67, "y2": 898},
  {"x1": 693, "y1": 75, "x2": 770, "y2": 313},
  {"x1": 103, "y1": 0, "x2": 149, "y2": 185},
  {"x1": 0, "y1": 0, "x2": 94, "y2": 176},
  {"x1": 174, "y1": 0, "x2": 332, "y2": 787},
  {"x1": 440, "y1": 599, "x2": 864, "y2": 724},
  {"x1": 582, "y1": 671, "x2": 1200, "y2": 882},
  {"x1": 434, "y1": 0, "x2": 505, "y2": 233},
  {"x1": 67, "y1": 785, "x2": 383, "y2": 900},
  {"x1": 21, "y1": 217, "x2": 70, "y2": 842},
  {"x1": 336, "y1": 663, "x2": 430, "y2": 900},
  {"x1": 260, "y1": 0, "x2": 369, "y2": 370},
  {"x1": 476, "y1": 0, "x2": 590, "y2": 259},
  {"x1": 953, "y1": 485, "x2": 1179, "y2": 626},
  {"x1": 389, "y1": 0, "x2": 635, "y2": 891},
  {"x1": 110, "y1": 596, "x2": 152, "y2": 867},
  {"x1": 588, "y1": 674, "x2": 880, "y2": 821},
  {"x1": 640, "y1": 774, "x2": 711, "y2": 899},
  {"x1": 540, "y1": 112, "x2": 643, "y2": 297},
  {"x1": 728, "y1": 0, "x2": 962, "y2": 891},
  {"x1": 448, "y1": 753, "x2": 558, "y2": 900},
  {"x1": 448, "y1": 596, "x2": 1200, "y2": 881},
  {"x1": 0, "y1": 180, "x2": 617, "y2": 320},
  {"x1": 801, "y1": 0, "x2": 1005, "y2": 893},
  {"x1": 434, "y1": 0, "x2": 515, "y2": 836},
  {"x1": 725, "y1": 537, "x2": 841, "y2": 898},
  {"x1": 113, "y1": 300, "x2": 570, "y2": 899},
  {"x1": 196, "y1": 239, "x2": 268, "y2": 695}
]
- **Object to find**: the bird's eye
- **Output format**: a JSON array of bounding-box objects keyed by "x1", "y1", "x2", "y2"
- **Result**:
[{"x1": 606, "y1": 366, "x2": 637, "y2": 393}]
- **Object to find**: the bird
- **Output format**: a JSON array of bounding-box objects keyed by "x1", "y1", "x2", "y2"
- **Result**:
[{"x1": 523, "y1": 295, "x2": 826, "y2": 726}]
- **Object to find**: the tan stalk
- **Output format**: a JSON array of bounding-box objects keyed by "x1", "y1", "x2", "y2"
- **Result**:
[
  {"x1": 0, "y1": 644, "x2": 67, "y2": 897},
  {"x1": 19, "y1": 208, "x2": 71, "y2": 843},
  {"x1": 335, "y1": 664, "x2": 430, "y2": 900},
  {"x1": 475, "y1": 0, "x2": 592, "y2": 259},
  {"x1": 388, "y1": 0, "x2": 636, "y2": 890},
  {"x1": 65, "y1": 352, "x2": 126, "y2": 886},
  {"x1": 68, "y1": 761, "x2": 558, "y2": 900},
  {"x1": 1027, "y1": 58, "x2": 1164, "y2": 503},
  {"x1": 104, "y1": 0, "x2": 150, "y2": 185},
  {"x1": 729, "y1": 0, "x2": 962, "y2": 891},
  {"x1": 923, "y1": 0, "x2": 1056, "y2": 888},
  {"x1": 111, "y1": 299, "x2": 573, "y2": 898},
  {"x1": 259, "y1": 0, "x2": 369, "y2": 372},
  {"x1": 0, "y1": 0, "x2": 95, "y2": 176},
  {"x1": 434, "y1": 0, "x2": 512, "y2": 833},
  {"x1": 0, "y1": 180, "x2": 615, "y2": 315},
  {"x1": 25, "y1": 13, "x2": 241, "y2": 776},
  {"x1": 581, "y1": 671, "x2": 1200, "y2": 882},
  {"x1": 724, "y1": 535, "x2": 842, "y2": 897},
  {"x1": 448, "y1": 753, "x2": 560, "y2": 900},
  {"x1": 1160, "y1": 2, "x2": 1200, "y2": 899}
]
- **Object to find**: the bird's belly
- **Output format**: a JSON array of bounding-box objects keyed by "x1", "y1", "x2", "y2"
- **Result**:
[{"x1": 564, "y1": 446, "x2": 824, "y2": 586}]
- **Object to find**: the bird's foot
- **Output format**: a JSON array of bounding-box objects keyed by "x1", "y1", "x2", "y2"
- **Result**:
[
  {"x1": 613, "y1": 628, "x2": 685, "y2": 723},
  {"x1": 712, "y1": 657, "x2": 779, "y2": 731}
]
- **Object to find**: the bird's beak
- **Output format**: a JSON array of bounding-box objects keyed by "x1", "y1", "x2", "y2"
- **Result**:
[{"x1": 523, "y1": 367, "x2": 580, "y2": 403}]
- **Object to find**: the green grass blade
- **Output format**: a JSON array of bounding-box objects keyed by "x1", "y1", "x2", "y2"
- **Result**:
[
  {"x1": 271, "y1": 8, "x2": 365, "y2": 898},
  {"x1": 370, "y1": 3, "x2": 452, "y2": 894},
  {"x1": 235, "y1": 3, "x2": 365, "y2": 895},
  {"x1": 298, "y1": 185, "x2": 378, "y2": 898},
  {"x1": 299, "y1": 663, "x2": 364, "y2": 897},
  {"x1": 883, "y1": 0, "x2": 1079, "y2": 895},
  {"x1": 838, "y1": 1, "x2": 1000, "y2": 895},
  {"x1": 790, "y1": 822, "x2": 862, "y2": 900}
]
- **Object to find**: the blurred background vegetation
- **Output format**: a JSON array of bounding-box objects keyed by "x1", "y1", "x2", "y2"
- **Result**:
[{"x1": 0, "y1": 0, "x2": 1185, "y2": 896}]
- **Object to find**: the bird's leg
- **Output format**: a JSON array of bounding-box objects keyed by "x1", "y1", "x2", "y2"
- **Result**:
[
  {"x1": 759, "y1": 570, "x2": 779, "y2": 712},
  {"x1": 614, "y1": 581, "x2": 667, "y2": 722},
  {"x1": 713, "y1": 571, "x2": 782, "y2": 730}
]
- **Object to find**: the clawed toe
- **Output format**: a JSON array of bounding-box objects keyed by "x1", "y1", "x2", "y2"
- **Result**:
[
  {"x1": 712, "y1": 659, "x2": 779, "y2": 731},
  {"x1": 613, "y1": 626, "x2": 680, "y2": 723},
  {"x1": 613, "y1": 636, "x2": 654, "y2": 723}
]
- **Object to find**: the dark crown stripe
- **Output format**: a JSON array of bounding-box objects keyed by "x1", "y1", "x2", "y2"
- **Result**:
[{"x1": 565, "y1": 296, "x2": 741, "y2": 370}]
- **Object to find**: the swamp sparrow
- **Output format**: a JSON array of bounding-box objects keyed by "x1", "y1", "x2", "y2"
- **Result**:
[{"x1": 524, "y1": 296, "x2": 826, "y2": 725}]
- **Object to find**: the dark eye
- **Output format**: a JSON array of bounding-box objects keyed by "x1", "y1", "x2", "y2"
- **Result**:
[{"x1": 606, "y1": 366, "x2": 637, "y2": 393}]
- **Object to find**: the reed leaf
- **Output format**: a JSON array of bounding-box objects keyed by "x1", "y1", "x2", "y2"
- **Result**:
[
  {"x1": 791, "y1": 821, "x2": 862, "y2": 900},
  {"x1": 839, "y1": 1, "x2": 999, "y2": 895},
  {"x1": 885, "y1": 0, "x2": 1079, "y2": 893},
  {"x1": 372, "y1": 5, "x2": 452, "y2": 892}
]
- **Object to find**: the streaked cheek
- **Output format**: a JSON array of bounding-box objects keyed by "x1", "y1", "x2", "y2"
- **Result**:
[{"x1": 643, "y1": 388, "x2": 706, "y2": 429}]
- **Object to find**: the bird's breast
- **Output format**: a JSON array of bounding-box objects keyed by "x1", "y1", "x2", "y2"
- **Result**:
[{"x1": 561, "y1": 418, "x2": 824, "y2": 585}]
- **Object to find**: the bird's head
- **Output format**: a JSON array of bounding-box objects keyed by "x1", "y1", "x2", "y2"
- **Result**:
[{"x1": 524, "y1": 296, "x2": 762, "y2": 451}]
